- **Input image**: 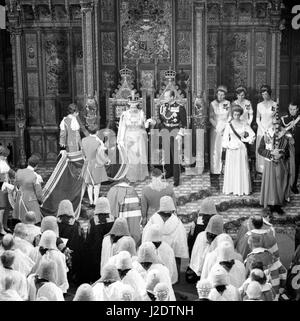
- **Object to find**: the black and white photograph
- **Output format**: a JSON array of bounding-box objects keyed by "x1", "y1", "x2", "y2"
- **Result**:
[{"x1": 0, "y1": 0, "x2": 300, "y2": 309}]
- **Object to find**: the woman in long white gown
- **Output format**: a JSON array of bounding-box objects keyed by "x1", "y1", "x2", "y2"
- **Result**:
[
  {"x1": 117, "y1": 92, "x2": 153, "y2": 182},
  {"x1": 232, "y1": 86, "x2": 253, "y2": 125},
  {"x1": 209, "y1": 85, "x2": 231, "y2": 174},
  {"x1": 222, "y1": 105, "x2": 255, "y2": 196},
  {"x1": 255, "y1": 85, "x2": 277, "y2": 173}
]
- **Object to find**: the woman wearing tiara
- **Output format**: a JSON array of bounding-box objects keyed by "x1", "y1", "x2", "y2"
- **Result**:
[
  {"x1": 222, "y1": 105, "x2": 255, "y2": 196},
  {"x1": 232, "y1": 86, "x2": 253, "y2": 126},
  {"x1": 209, "y1": 85, "x2": 231, "y2": 174},
  {"x1": 117, "y1": 91, "x2": 153, "y2": 182},
  {"x1": 256, "y1": 85, "x2": 277, "y2": 173}
]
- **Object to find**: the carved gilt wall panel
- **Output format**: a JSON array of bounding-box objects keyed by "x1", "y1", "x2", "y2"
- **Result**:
[
  {"x1": 223, "y1": 3, "x2": 237, "y2": 23},
  {"x1": 177, "y1": 31, "x2": 192, "y2": 65},
  {"x1": 101, "y1": 0, "x2": 115, "y2": 23},
  {"x1": 255, "y1": 32, "x2": 267, "y2": 66},
  {"x1": 27, "y1": 73, "x2": 39, "y2": 97},
  {"x1": 53, "y1": 5, "x2": 68, "y2": 21},
  {"x1": 101, "y1": 32, "x2": 116, "y2": 66},
  {"x1": 223, "y1": 32, "x2": 250, "y2": 91},
  {"x1": 22, "y1": 5, "x2": 34, "y2": 21},
  {"x1": 256, "y1": 3, "x2": 267, "y2": 18},
  {"x1": 37, "y1": 5, "x2": 52, "y2": 22},
  {"x1": 140, "y1": 70, "x2": 154, "y2": 90},
  {"x1": 45, "y1": 135, "x2": 58, "y2": 161},
  {"x1": 238, "y1": 2, "x2": 252, "y2": 24},
  {"x1": 207, "y1": 3, "x2": 219, "y2": 25},
  {"x1": 255, "y1": 70, "x2": 267, "y2": 90},
  {"x1": 73, "y1": 33, "x2": 83, "y2": 67},
  {"x1": 44, "y1": 100, "x2": 57, "y2": 125},
  {"x1": 177, "y1": 0, "x2": 192, "y2": 21},
  {"x1": 25, "y1": 34, "x2": 38, "y2": 68},
  {"x1": 121, "y1": 0, "x2": 172, "y2": 62},
  {"x1": 207, "y1": 69, "x2": 217, "y2": 91},
  {"x1": 76, "y1": 71, "x2": 84, "y2": 96},
  {"x1": 29, "y1": 135, "x2": 43, "y2": 159},
  {"x1": 70, "y1": 5, "x2": 81, "y2": 20},
  {"x1": 28, "y1": 100, "x2": 41, "y2": 126},
  {"x1": 207, "y1": 32, "x2": 218, "y2": 66},
  {"x1": 44, "y1": 33, "x2": 69, "y2": 95}
]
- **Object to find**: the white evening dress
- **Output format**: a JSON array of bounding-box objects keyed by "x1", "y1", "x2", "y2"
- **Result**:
[
  {"x1": 210, "y1": 99, "x2": 231, "y2": 174},
  {"x1": 255, "y1": 100, "x2": 275, "y2": 173},
  {"x1": 117, "y1": 108, "x2": 149, "y2": 182},
  {"x1": 222, "y1": 121, "x2": 255, "y2": 196}
]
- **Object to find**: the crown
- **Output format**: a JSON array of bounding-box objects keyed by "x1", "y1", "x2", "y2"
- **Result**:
[
  {"x1": 120, "y1": 65, "x2": 133, "y2": 79},
  {"x1": 165, "y1": 68, "x2": 176, "y2": 82}
]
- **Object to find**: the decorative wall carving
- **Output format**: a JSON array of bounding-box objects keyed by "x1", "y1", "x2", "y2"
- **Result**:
[
  {"x1": 207, "y1": 33, "x2": 218, "y2": 65},
  {"x1": 37, "y1": 5, "x2": 52, "y2": 21},
  {"x1": 223, "y1": 33, "x2": 250, "y2": 91},
  {"x1": 28, "y1": 100, "x2": 41, "y2": 125},
  {"x1": 121, "y1": 0, "x2": 172, "y2": 62},
  {"x1": 159, "y1": 69, "x2": 168, "y2": 90},
  {"x1": 22, "y1": 5, "x2": 34, "y2": 21},
  {"x1": 25, "y1": 34, "x2": 38, "y2": 68},
  {"x1": 177, "y1": 0, "x2": 192, "y2": 21},
  {"x1": 44, "y1": 34, "x2": 69, "y2": 94},
  {"x1": 256, "y1": 3, "x2": 267, "y2": 18},
  {"x1": 177, "y1": 31, "x2": 192, "y2": 65},
  {"x1": 255, "y1": 71, "x2": 267, "y2": 90},
  {"x1": 44, "y1": 100, "x2": 57, "y2": 125},
  {"x1": 176, "y1": 69, "x2": 190, "y2": 95},
  {"x1": 53, "y1": 5, "x2": 68, "y2": 21},
  {"x1": 223, "y1": 3, "x2": 237, "y2": 23},
  {"x1": 238, "y1": 2, "x2": 252, "y2": 23},
  {"x1": 140, "y1": 70, "x2": 154, "y2": 90},
  {"x1": 103, "y1": 70, "x2": 116, "y2": 90},
  {"x1": 30, "y1": 135, "x2": 43, "y2": 159},
  {"x1": 73, "y1": 33, "x2": 83, "y2": 66},
  {"x1": 70, "y1": 5, "x2": 81, "y2": 20},
  {"x1": 76, "y1": 71, "x2": 84, "y2": 96},
  {"x1": 45, "y1": 135, "x2": 58, "y2": 161},
  {"x1": 255, "y1": 32, "x2": 267, "y2": 66},
  {"x1": 101, "y1": 0, "x2": 115, "y2": 23},
  {"x1": 27, "y1": 73, "x2": 39, "y2": 97},
  {"x1": 207, "y1": 69, "x2": 217, "y2": 91},
  {"x1": 101, "y1": 32, "x2": 116, "y2": 66},
  {"x1": 207, "y1": 3, "x2": 219, "y2": 24}
]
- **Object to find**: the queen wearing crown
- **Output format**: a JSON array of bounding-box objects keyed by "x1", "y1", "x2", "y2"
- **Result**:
[{"x1": 117, "y1": 91, "x2": 153, "y2": 182}]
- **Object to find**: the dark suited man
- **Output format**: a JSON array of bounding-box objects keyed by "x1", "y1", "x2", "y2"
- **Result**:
[
  {"x1": 157, "y1": 90, "x2": 187, "y2": 186},
  {"x1": 281, "y1": 102, "x2": 300, "y2": 194}
]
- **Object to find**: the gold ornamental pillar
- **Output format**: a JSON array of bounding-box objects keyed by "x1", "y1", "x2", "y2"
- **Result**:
[
  {"x1": 7, "y1": 5, "x2": 27, "y2": 167},
  {"x1": 269, "y1": 0, "x2": 282, "y2": 100},
  {"x1": 80, "y1": 0, "x2": 99, "y2": 123},
  {"x1": 190, "y1": 0, "x2": 207, "y2": 175}
]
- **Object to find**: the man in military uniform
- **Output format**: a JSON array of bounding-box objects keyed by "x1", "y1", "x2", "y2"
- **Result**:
[
  {"x1": 281, "y1": 102, "x2": 300, "y2": 194},
  {"x1": 157, "y1": 90, "x2": 187, "y2": 186}
]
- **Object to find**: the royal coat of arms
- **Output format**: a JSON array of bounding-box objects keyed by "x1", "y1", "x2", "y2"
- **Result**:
[{"x1": 121, "y1": 0, "x2": 172, "y2": 61}]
